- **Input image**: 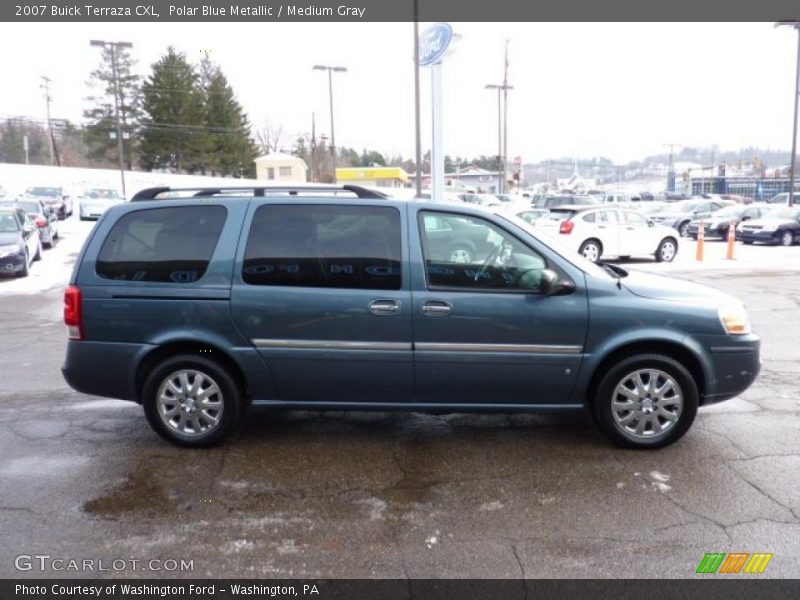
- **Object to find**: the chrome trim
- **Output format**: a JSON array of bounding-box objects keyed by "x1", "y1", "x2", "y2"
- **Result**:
[
  {"x1": 415, "y1": 342, "x2": 583, "y2": 354},
  {"x1": 253, "y1": 339, "x2": 411, "y2": 351}
]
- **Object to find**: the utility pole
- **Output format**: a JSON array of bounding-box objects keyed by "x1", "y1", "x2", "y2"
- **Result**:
[
  {"x1": 90, "y1": 40, "x2": 132, "y2": 199},
  {"x1": 313, "y1": 64, "x2": 347, "y2": 182},
  {"x1": 310, "y1": 112, "x2": 316, "y2": 183},
  {"x1": 775, "y1": 21, "x2": 800, "y2": 206},
  {"x1": 485, "y1": 82, "x2": 513, "y2": 194},
  {"x1": 40, "y1": 76, "x2": 57, "y2": 166},
  {"x1": 503, "y1": 40, "x2": 510, "y2": 193},
  {"x1": 413, "y1": 0, "x2": 422, "y2": 198},
  {"x1": 664, "y1": 143, "x2": 678, "y2": 192}
]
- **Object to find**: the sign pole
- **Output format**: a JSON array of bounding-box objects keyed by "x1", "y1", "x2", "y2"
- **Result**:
[{"x1": 431, "y1": 62, "x2": 445, "y2": 203}]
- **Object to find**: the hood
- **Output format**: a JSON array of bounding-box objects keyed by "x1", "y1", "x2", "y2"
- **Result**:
[
  {"x1": 652, "y1": 211, "x2": 690, "y2": 220},
  {"x1": 742, "y1": 217, "x2": 796, "y2": 227},
  {"x1": 0, "y1": 231, "x2": 22, "y2": 246},
  {"x1": 621, "y1": 269, "x2": 736, "y2": 306}
]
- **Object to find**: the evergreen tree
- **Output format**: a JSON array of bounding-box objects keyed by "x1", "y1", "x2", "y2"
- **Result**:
[
  {"x1": 0, "y1": 119, "x2": 49, "y2": 164},
  {"x1": 199, "y1": 54, "x2": 257, "y2": 177},
  {"x1": 139, "y1": 47, "x2": 205, "y2": 172},
  {"x1": 83, "y1": 46, "x2": 141, "y2": 169}
]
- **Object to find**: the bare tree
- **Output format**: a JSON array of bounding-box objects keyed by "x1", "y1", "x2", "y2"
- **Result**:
[{"x1": 255, "y1": 120, "x2": 284, "y2": 155}]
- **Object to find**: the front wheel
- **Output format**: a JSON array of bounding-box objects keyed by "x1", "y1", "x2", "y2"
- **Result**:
[
  {"x1": 33, "y1": 241, "x2": 42, "y2": 261},
  {"x1": 592, "y1": 354, "x2": 698, "y2": 449},
  {"x1": 655, "y1": 237, "x2": 677, "y2": 262},
  {"x1": 678, "y1": 221, "x2": 690, "y2": 237},
  {"x1": 448, "y1": 245, "x2": 474, "y2": 264},
  {"x1": 142, "y1": 354, "x2": 243, "y2": 447},
  {"x1": 578, "y1": 239, "x2": 602, "y2": 263},
  {"x1": 779, "y1": 230, "x2": 794, "y2": 246}
]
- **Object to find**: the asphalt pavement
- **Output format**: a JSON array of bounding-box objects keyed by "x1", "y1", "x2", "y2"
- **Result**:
[{"x1": 0, "y1": 224, "x2": 799, "y2": 579}]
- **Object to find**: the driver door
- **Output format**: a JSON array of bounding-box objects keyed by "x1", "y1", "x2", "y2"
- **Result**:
[{"x1": 411, "y1": 209, "x2": 588, "y2": 405}]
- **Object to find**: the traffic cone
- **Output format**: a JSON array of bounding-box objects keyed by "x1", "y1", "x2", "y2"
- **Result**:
[
  {"x1": 725, "y1": 219, "x2": 736, "y2": 260},
  {"x1": 696, "y1": 221, "x2": 704, "y2": 262}
]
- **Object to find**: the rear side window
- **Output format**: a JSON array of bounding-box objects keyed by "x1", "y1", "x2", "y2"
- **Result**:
[
  {"x1": 243, "y1": 204, "x2": 402, "y2": 290},
  {"x1": 96, "y1": 206, "x2": 226, "y2": 283}
]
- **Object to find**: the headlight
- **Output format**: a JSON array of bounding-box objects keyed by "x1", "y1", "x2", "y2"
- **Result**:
[
  {"x1": 718, "y1": 304, "x2": 751, "y2": 335},
  {"x1": 760, "y1": 224, "x2": 777, "y2": 232},
  {"x1": 0, "y1": 244, "x2": 20, "y2": 256}
]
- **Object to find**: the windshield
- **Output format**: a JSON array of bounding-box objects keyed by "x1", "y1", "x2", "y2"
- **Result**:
[
  {"x1": 16, "y1": 201, "x2": 41, "y2": 214},
  {"x1": 713, "y1": 205, "x2": 745, "y2": 219},
  {"x1": 766, "y1": 207, "x2": 800, "y2": 220},
  {"x1": 84, "y1": 189, "x2": 119, "y2": 199},
  {"x1": 498, "y1": 212, "x2": 614, "y2": 280},
  {"x1": 0, "y1": 212, "x2": 20, "y2": 233},
  {"x1": 26, "y1": 187, "x2": 60, "y2": 197}
]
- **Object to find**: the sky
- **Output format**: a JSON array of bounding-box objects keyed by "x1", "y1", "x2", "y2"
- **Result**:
[{"x1": 0, "y1": 22, "x2": 798, "y2": 164}]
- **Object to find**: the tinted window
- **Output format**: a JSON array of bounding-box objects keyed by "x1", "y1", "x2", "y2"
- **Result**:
[
  {"x1": 243, "y1": 204, "x2": 401, "y2": 290},
  {"x1": 96, "y1": 206, "x2": 226, "y2": 283},
  {"x1": 598, "y1": 210, "x2": 619, "y2": 224},
  {"x1": 582, "y1": 212, "x2": 596, "y2": 223},
  {"x1": 419, "y1": 211, "x2": 547, "y2": 292}
]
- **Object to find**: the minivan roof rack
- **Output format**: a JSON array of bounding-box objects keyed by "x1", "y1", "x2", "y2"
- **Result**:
[{"x1": 130, "y1": 184, "x2": 389, "y2": 201}]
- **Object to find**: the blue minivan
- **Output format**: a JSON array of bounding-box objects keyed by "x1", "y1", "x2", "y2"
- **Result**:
[{"x1": 62, "y1": 186, "x2": 760, "y2": 449}]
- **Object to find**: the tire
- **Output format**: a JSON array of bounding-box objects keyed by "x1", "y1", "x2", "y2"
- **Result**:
[
  {"x1": 779, "y1": 230, "x2": 794, "y2": 247},
  {"x1": 678, "y1": 221, "x2": 690, "y2": 237},
  {"x1": 743, "y1": 240, "x2": 753, "y2": 245},
  {"x1": 655, "y1": 237, "x2": 678, "y2": 262},
  {"x1": 448, "y1": 244, "x2": 474, "y2": 264},
  {"x1": 591, "y1": 354, "x2": 699, "y2": 449},
  {"x1": 578, "y1": 239, "x2": 602, "y2": 263},
  {"x1": 52, "y1": 228, "x2": 59, "y2": 240},
  {"x1": 33, "y1": 241, "x2": 42, "y2": 261},
  {"x1": 142, "y1": 354, "x2": 243, "y2": 447}
]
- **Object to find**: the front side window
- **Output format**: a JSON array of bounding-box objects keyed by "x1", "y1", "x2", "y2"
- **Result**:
[
  {"x1": 598, "y1": 210, "x2": 619, "y2": 224},
  {"x1": 96, "y1": 206, "x2": 226, "y2": 283},
  {"x1": 624, "y1": 211, "x2": 648, "y2": 226},
  {"x1": 419, "y1": 211, "x2": 547, "y2": 292},
  {"x1": 243, "y1": 204, "x2": 402, "y2": 290}
]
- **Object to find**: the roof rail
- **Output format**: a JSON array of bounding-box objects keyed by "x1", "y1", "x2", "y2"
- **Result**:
[{"x1": 130, "y1": 184, "x2": 389, "y2": 201}]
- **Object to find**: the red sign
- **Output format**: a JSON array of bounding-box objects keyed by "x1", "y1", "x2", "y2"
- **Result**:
[{"x1": 513, "y1": 156, "x2": 522, "y2": 166}]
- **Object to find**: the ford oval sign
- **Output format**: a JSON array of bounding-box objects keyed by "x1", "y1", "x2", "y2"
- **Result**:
[{"x1": 419, "y1": 23, "x2": 453, "y2": 66}]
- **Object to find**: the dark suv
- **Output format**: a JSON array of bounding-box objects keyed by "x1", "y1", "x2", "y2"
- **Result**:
[{"x1": 62, "y1": 185, "x2": 760, "y2": 449}]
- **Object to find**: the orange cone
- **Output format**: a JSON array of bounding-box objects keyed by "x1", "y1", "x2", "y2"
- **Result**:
[
  {"x1": 725, "y1": 219, "x2": 736, "y2": 260},
  {"x1": 696, "y1": 221, "x2": 704, "y2": 262}
]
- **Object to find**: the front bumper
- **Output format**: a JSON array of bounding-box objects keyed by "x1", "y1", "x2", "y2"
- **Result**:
[
  {"x1": 702, "y1": 334, "x2": 761, "y2": 405},
  {"x1": 687, "y1": 222, "x2": 727, "y2": 238},
  {"x1": 737, "y1": 229, "x2": 777, "y2": 243},
  {"x1": 0, "y1": 252, "x2": 25, "y2": 275}
]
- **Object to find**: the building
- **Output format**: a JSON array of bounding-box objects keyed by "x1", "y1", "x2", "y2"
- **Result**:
[
  {"x1": 688, "y1": 172, "x2": 800, "y2": 201},
  {"x1": 254, "y1": 153, "x2": 308, "y2": 183},
  {"x1": 335, "y1": 166, "x2": 409, "y2": 188},
  {"x1": 409, "y1": 166, "x2": 503, "y2": 193}
]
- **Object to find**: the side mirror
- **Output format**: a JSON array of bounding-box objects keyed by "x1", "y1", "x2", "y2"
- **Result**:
[
  {"x1": 537, "y1": 268, "x2": 576, "y2": 296},
  {"x1": 22, "y1": 223, "x2": 34, "y2": 234},
  {"x1": 648, "y1": 218, "x2": 655, "y2": 227}
]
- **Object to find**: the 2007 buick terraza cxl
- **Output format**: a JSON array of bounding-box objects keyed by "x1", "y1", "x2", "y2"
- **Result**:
[{"x1": 62, "y1": 185, "x2": 760, "y2": 448}]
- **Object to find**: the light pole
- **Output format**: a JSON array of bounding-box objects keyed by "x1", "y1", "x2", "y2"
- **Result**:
[
  {"x1": 485, "y1": 83, "x2": 513, "y2": 194},
  {"x1": 90, "y1": 40, "x2": 132, "y2": 200},
  {"x1": 775, "y1": 22, "x2": 800, "y2": 206},
  {"x1": 313, "y1": 64, "x2": 347, "y2": 182}
]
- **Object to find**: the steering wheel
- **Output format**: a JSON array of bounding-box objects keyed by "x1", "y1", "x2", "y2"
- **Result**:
[{"x1": 473, "y1": 242, "x2": 505, "y2": 282}]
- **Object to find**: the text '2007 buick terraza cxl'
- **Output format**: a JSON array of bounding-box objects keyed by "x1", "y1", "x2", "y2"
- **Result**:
[{"x1": 61, "y1": 185, "x2": 760, "y2": 449}]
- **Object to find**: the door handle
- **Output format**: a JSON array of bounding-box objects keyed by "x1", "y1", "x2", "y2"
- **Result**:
[
  {"x1": 368, "y1": 299, "x2": 401, "y2": 316},
  {"x1": 422, "y1": 300, "x2": 452, "y2": 317}
]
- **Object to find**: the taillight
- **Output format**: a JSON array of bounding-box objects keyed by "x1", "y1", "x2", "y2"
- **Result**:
[
  {"x1": 35, "y1": 217, "x2": 46, "y2": 227},
  {"x1": 559, "y1": 219, "x2": 575, "y2": 234},
  {"x1": 64, "y1": 285, "x2": 83, "y2": 340}
]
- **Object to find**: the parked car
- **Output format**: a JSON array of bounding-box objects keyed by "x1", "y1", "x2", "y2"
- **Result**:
[
  {"x1": 79, "y1": 188, "x2": 124, "y2": 220},
  {"x1": 0, "y1": 198, "x2": 58, "y2": 248},
  {"x1": 761, "y1": 192, "x2": 797, "y2": 205},
  {"x1": 24, "y1": 186, "x2": 72, "y2": 220},
  {"x1": 61, "y1": 184, "x2": 760, "y2": 449},
  {"x1": 515, "y1": 208, "x2": 550, "y2": 225},
  {"x1": 0, "y1": 208, "x2": 42, "y2": 277},
  {"x1": 533, "y1": 194, "x2": 598, "y2": 209},
  {"x1": 737, "y1": 205, "x2": 800, "y2": 246},
  {"x1": 686, "y1": 205, "x2": 768, "y2": 240},
  {"x1": 532, "y1": 205, "x2": 679, "y2": 263},
  {"x1": 650, "y1": 199, "x2": 736, "y2": 237}
]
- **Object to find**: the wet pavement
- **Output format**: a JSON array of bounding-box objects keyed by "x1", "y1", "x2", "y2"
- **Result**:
[{"x1": 0, "y1": 269, "x2": 799, "y2": 578}]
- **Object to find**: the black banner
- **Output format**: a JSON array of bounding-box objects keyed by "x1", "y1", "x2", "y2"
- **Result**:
[
  {"x1": 3, "y1": 580, "x2": 800, "y2": 600},
  {"x1": 1, "y1": 0, "x2": 799, "y2": 22}
]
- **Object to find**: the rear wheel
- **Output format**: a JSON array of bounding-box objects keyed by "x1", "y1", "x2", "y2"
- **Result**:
[
  {"x1": 678, "y1": 221, "x2": 690, "y2": 237},
  {"x1": 655, "y1": 237, "x2": 677, "y2": 262},
  {"x1": 578, "y1": 239, "x2": 602, "y2": 263},
  {"x1": 592, "y1": 354, "x2": 698, "y2": 449},
  {"x1": 16, "y1": 252, "x2": 29, "y2": 278},
  {"x1": 142, "y1": 354, "x2": 243, "y2": 447},
  {"x1": 779, "y1": 230, "x2": 794, "y2": 246}
]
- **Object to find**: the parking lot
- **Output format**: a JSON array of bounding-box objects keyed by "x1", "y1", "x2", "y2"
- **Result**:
[{"x1": 1, "y1": 214, "x2": 799, "y2": 578}]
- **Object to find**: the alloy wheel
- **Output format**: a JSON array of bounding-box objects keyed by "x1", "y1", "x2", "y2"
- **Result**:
[
  {"x1": 156, "y1": 369, "x2": 224, "y2": 437},
  {"x1": 610, "y1": 368, "x2": 683, "y2": 441}
]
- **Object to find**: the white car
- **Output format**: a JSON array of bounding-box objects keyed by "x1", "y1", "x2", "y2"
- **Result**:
[
  {"x1": 79, "y1": 188, "x2": 124, "y2": 220},
  {"x1": 531, "y1": 205, "x2": 679, "y2": 263}
]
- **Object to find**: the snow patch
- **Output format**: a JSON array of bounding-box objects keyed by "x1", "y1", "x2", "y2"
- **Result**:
[
  {"x1": 425, "y1": 530, "x2": 440, "y2": 549},
  {"x1": 357, "y1": 497, "x2": 387, "y2": 521},
  {"x1": 223, "y1": 539, "x2": 255, "y2": 554},
  {"x1": 479, "y1": 500, "x2": 503, "y2": 512}
]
